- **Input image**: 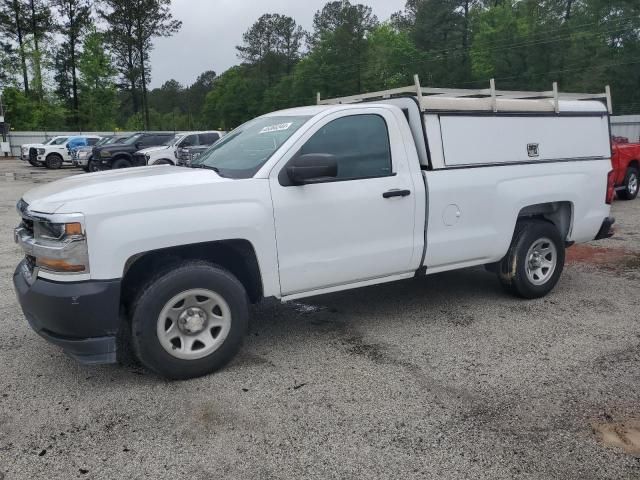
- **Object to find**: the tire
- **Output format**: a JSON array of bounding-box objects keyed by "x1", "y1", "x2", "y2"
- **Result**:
[
  {"x1": 130, "y1": 261, "x2": 249, "y2": 379},
  {"x1": 88, "y1": 159, "x2": 100, "y2": 172},
  {"x1": 82, "y1": 165, "x2": 90, "y2": 172},
  {"x1": 618, "y1": 167, "x2": 639, "y2": 200},
  {"x1": 45, "y1": 153, "x2": 63, "y2": 169},
  {"x1": 498, "y1": 219, "x2": 565, "y2": 299},
  {"x1": 112, "y1": 158, "x2": 132, "y2": 169}
]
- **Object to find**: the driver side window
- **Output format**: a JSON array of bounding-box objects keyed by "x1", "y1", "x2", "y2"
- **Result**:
[{"x1": 300, "y1": 114, "x2": 392, "y2": 180}]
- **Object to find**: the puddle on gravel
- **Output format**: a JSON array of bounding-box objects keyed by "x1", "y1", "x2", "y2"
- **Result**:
[
  {"x1": 3, "y1": 171, "x2": 49, "y2": 183},
  {"x1": 593, "y1": 419, "x2": 640, "y2": 456},
  {"x1": 567, "y1": 244, "x2": 640, "y2": 273}
]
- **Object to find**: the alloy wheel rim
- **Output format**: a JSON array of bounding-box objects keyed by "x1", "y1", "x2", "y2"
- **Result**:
[
  {"x1": 629, "y1": 173, "x2": 638, "y2": 196},
  {"x1": 156, "y1": 288, "x2": 232, "y2": 360},
  {"x1": 525, "y1": 237, "x2": 557, "y2": 285}
]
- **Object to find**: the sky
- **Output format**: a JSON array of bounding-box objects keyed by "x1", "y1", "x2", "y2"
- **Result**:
[{"x1": 148, "y1": 0, "x2": 407, "y2": 89}]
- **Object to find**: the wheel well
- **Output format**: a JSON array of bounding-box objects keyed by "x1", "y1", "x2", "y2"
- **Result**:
[
  {"x1": 46, "y1": 152, "x2": 62, "y2": 159},
  {"x1": 112, "y1": 153, "x2": 132, "y2": 163},
  {"x1": 629, "y1": 160, "x2": 639, "y2": 171},
  {"x1": 517, "y1": 201, "x2": 572, "y2": 240},
  {"x1": 121, "y1": 239, "x2": 263, "y2": 308}
]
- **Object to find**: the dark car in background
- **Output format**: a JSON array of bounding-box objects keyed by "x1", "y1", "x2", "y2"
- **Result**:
[
  {"x1": 73, "y1": 136, "x2": 127, "y2": 172},
  {"x1": 92, "y1": 132, "x2": 175, "y2": 170}
]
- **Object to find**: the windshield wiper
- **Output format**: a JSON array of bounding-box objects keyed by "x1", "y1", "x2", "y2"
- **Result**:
[{"x1": 190, "y1": 164, "x2": 220, "y2": 173}]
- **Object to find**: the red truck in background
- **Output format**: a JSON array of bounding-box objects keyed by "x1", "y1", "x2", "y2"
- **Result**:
[{"x1": 611, "y1": 136, "x2": 640, "y2": 200}]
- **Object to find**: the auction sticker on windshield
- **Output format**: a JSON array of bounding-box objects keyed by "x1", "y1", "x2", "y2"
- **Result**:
[{"x1": 259, "y1": 123, "x2": 292, "y2": 134}]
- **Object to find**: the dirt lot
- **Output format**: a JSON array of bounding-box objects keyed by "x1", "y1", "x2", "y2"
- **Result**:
[{"x1": 1, "y1": 158, "x2": 639, "y2": 479}]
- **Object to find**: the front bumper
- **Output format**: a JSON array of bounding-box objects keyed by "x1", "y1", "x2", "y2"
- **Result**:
[
  {"x1": 594, "y1": 216, "x2": 615, "y2": 240},
  {"x1": 13, "y1": 261, "x2": 122, "y2": 364}
]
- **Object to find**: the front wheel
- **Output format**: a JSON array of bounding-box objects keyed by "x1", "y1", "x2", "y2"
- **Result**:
[
  {"x1": 45, "y1": 153, "x2": 63, "y2": 169},
  {"x1": 87, "y1": 159, "x2": 100, "y2": 172},
  {"x1": 498, "y1": 220, "x2": 565, "y2": 299},
  {"x1": 131, "y1": 262, "x2": 248, "y2": 379},
  {"x1": 618, "y1": 167, "x2": 639, "y2": 200}
]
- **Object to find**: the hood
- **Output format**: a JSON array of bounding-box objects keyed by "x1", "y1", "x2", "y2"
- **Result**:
[
  {"x1": 22, "y1": 166, "x2": 228, "y2": 214},
  {"x1": 138, "y1": 145, "x2": 170, "y2": 155},
  {"x1": 21, "y1": 143, "x2": 44, "y2": 149},
  {"x1": 97, "y1": 142, "x2": 131, "y2": 153}
]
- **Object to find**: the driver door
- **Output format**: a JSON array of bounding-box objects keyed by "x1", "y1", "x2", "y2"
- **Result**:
[{"x1": 269, "y1": 108, "x2": 417, "y2": 296}]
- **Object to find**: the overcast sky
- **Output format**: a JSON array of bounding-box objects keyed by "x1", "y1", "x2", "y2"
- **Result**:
[{"x1": 149, "y1": 0, "x2": 407, "y2": 88}]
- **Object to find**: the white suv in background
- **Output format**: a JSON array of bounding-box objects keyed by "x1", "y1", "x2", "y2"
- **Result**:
[{"x1": 135, "y1": 131, "x2": 224, "y2": 166}]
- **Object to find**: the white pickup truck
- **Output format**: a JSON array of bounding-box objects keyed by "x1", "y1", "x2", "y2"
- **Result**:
[{"x1": 13, "y1": 79, "x2": 615, "y2": 379}]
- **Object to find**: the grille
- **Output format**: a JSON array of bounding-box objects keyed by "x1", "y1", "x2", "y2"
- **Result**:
[
  {"x1": 17, "y1": 199, "x2": 34, "y2": 235},
  {"x1": 29, "y1": 147, "x2": 38, "y2": 161}
]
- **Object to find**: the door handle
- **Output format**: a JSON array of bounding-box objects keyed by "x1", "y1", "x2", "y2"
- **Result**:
[{"x1": 382, "y1": 189, "x2": 411, "y2": 199}]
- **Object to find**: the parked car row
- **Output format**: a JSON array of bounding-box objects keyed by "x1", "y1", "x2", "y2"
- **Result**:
[{"x1": 20, "y1": 131, "x2": 225, "y2": 172}]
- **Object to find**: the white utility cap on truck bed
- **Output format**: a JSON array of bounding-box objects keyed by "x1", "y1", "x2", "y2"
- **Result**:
[{"x1": 317, "y1": 75, "x2": 612, "y2": 115}]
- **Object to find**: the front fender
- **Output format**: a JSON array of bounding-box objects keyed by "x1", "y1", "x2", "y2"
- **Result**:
[{"x1": 83, "y1": 179, "x2": 280, "y2": 297}]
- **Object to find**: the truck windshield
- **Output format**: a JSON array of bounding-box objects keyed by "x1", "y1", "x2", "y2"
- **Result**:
[
  {"x1": 192, "y1": 116, "x2": 311, "y2": 178},
  {"x1": 124, "y1": 133, "x2": 144, "y2": 145},
  {"x1": 50, "y1": 137, "x2": 68, "y2": 145}
]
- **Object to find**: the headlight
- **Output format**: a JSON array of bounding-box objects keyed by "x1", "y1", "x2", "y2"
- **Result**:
[
  {"x1": 37, "y1": 148, "x2": 45, "y2": 155},
  {"x1": 100, "y1": 150, "x2": 111, "y2": 157},
  {"x1": 144, "y1": 153, "x2": 150, "y2": 161},
  {"x1": 25, "y1": 218, "x2": 89, "y2": 273}
]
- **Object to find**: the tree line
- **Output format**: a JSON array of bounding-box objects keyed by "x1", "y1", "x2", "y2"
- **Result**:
[{"x1": 1, "y1": 0, "x2": 639, "y2": 132}]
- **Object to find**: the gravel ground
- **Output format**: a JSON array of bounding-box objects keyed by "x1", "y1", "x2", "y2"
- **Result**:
[{"x1": 0, "y1": 158, "x2": 639, "y2": 479}]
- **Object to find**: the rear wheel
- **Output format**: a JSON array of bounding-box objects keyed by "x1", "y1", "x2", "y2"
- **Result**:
[
  {"x1": 112, "y1": 158, "x2": 132, "y2": 169},
  {"x1": 498, "y1": 220, "x2": 565, "y2": 299},
  {"x1": 130, "y1": 262, "x2": 248, "y2": 379},
  {"x1": 618, "y1": 167, "x2": 639, "y2": 200},
  {"x1": 45, "y1": 153, "x2": 63, "y2": 169}
]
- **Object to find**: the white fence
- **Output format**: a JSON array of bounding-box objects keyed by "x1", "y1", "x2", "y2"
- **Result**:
[
  {"x1": 5, "y1": 131, "x2": 141, "y2": 157},
  {"x1": 611, "y1": 115, "x2": 640, "y2": 142}
]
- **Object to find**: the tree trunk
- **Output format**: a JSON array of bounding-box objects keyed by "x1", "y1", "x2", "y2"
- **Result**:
[
  {"x1": 139, "y1": 43, "x2": 149, "y2": 129},
  {"x1": 127, "y1": 45, "x2": 139, "y2": 114},
  {"x1": 462, "y1": 0, "x2": 470, "y2": 78},
  {"x1": 13, "y1": 0, "x2": 29, "y2": 94},
  {"x1": 558, "y1": 0, "x2": 574, "y2": 86},
  {"x1": 30, "y1": 0, "x2": 42, "y2": 99},
  {"x1": 70, "y1": 40, "x2": 79, "y2": 127}
]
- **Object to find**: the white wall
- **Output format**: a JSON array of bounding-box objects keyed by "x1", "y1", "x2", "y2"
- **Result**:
[{"x1": 611, "y1": 115, "x2": 640, "y2": 143}]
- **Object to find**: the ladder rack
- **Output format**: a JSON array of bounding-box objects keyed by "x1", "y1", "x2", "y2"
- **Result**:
[{"x1": 317, "y1": 75, "x2": 612, "y2": 114}]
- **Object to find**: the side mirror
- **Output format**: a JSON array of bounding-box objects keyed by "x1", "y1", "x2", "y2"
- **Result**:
[{"x1": 286, "y1": 154, "x2": 338, "y2": 185}]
